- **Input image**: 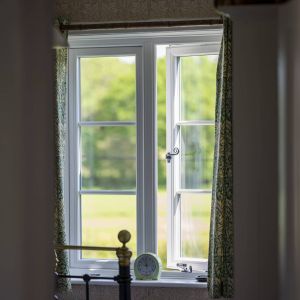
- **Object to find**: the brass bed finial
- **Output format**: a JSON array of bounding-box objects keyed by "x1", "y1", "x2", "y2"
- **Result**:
[{"x1": 116, "y1": 230, "x2": 132, "y2": 267}]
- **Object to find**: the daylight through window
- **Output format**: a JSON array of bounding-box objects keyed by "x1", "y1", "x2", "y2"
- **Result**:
[{"x1": 67, "y1": 29, "x2": 222, "y2": 275}]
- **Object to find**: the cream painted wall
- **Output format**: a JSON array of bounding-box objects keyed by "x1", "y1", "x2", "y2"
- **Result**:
[
  {"x1": 227, "y1": 6, "x2": 279, "y2": 300},
  {"x1": 54, "y1": 0, "x2": 218, "y2": 23},
  {"x1": 0, "y1": 0, "x2": 54, "y2": 299}
]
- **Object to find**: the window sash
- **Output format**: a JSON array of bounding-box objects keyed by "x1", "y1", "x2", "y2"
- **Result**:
[
  {"x1": 68, "y1": 46, "x2": 145, "y2": 270},
  {"x1": 166, "y1": 44, "x2": 220, "y2": 271}
]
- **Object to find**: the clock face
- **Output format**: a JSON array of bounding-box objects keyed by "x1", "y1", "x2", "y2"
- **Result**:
[
  {"x1": 134, "y1": 253, "x2": 162, "y2": 280},
  {"x1": 137, "y1": 256, "x2": 156, "y2": 276}
]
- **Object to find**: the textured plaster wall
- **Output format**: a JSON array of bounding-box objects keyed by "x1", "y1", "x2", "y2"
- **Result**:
[
  {"x1": 54, "y1": 0, "x2": 218, "y2": 23},
  {"x1": 58, "y1": 284, "x2": 212, "y2": 300}
]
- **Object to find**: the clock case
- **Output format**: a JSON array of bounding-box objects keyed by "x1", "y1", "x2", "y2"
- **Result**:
[{"x1": 134, "y1": 253, "x2": 162, "y2": 280}]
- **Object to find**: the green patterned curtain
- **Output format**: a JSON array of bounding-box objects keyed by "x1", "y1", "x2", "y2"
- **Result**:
[
  {"x1": 54, "y1": 24, "x2": 71, "y2": 292},
  {"x1": 208, "y1": 17, "x2": 233, "y2": 299}
]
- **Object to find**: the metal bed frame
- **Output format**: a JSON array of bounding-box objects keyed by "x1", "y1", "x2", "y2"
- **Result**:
[{"x1": 54, "y1": 230, "x2": 132, "y2": 300}]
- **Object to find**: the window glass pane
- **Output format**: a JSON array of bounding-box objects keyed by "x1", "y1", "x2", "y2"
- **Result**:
[
  {"x1": 180, "y1": 125, "x2": 214, "y2": 189},
  {"x1": 81, "y1": 126, "x2": 136, "y2": 190},
  {"x1": 180, "y1": 55, "x2": 218, "y2": 121},
  {"x1": 80, "y1": 56, "x2": 136, "y2": 121},
  {"x1": 81, "y1": 194, "x2": 137, "y2": 259},
  {"x1": 180, "y1": 193, "x2": 211, "y2": 259}
]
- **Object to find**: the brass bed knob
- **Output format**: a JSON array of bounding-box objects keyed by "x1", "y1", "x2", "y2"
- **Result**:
[
  {"x1": 117, "y1": 230, "x2": 132, "y2": 267},
  {"x1": 118, "y1": 230, "x2": 131, "y2": 245}
]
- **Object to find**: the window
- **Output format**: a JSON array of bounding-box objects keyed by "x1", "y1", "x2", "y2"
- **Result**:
[{"x1": 66, "y1": 28, "x2": 222, "y2": 276}]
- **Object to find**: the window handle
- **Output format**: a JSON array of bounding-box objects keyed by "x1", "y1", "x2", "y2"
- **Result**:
[{"x1": 166, "y1": 147, "x2": 179, "y2": 163}]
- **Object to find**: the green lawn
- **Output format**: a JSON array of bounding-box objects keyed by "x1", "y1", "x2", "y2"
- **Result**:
[{"x1": 81, "y1": 191, "x2": 211, "y2": 268}]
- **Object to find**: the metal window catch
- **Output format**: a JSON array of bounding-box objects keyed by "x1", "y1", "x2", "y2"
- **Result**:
[
  {"x1": 166, "y1": 147, "x2": 179, "y2": 163},
  {"x1": 177, "y1": 263, "x2": 193, "y2": 273}
]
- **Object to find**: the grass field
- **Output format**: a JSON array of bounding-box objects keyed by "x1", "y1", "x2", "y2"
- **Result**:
[{"x1": 81, "y1": 191, "x2": 211, "y2": 268}]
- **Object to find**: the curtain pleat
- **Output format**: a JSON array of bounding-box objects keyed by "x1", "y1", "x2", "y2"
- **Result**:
[
  {"x1": 208, "y1": 17, "x2": 233, "y2": 298},
  {"x1": 54, "y1": 46, "x2": 71, "y2": 292}
]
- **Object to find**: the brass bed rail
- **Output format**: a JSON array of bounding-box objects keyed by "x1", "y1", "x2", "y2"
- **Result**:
[
  {"x1": 55, "y1": 245, "x2": 118, "y2": 252},
  {"x1": 54, "y1": 230, "x2": 132, "y2": 300}
]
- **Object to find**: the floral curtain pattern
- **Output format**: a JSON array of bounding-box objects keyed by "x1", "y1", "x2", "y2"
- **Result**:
[
  {"x1": 54, "y1": 36, "x2": 70, "y2": 291},
  {"x1": 208, "y1": 17, "x2": 233, "y2": 298}
]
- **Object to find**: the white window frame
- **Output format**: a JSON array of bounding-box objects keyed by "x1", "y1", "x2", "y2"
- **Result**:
[
  {"x1": 66, "y1": 27, "x2": 223, "y2": 277},
  {"x1": 166, "y1": 44, "x2": 221, "y2": 271}
]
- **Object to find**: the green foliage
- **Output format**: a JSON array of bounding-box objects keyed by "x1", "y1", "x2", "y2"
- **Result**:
[
  {"x1": 180, "y1": 56, "x2": 217, "y2": 189},
  {"x1": 181, "y1": 56, "x2": 217, "y2": 120},
  {"x1": 80, "y1": 57, "x2": 137, "y2": 189},
  {"x1": 81, "y1": 57, "x2": 136, "y2": 121},
  {"x1": 80, "y1": 55, "x2": 217, "y2": 190}
]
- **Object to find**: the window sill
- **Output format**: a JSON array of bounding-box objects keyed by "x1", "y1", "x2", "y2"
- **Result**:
[
  {"x1": 71, "y1": 278, "x2": 207, "y2": 288},
  {"x1": 69, "y1": 268, "x2": 207, "y2": 288}
]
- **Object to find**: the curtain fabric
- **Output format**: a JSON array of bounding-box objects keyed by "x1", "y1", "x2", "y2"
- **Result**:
[
  {"x1": 208, "y1": 17, "x2": 233, "y2": 298},
  {"x1": 54, "y1": 45, "x2": 71, "y2": 292}
]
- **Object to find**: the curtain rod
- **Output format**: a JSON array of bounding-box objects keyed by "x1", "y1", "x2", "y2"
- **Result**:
[{"x1": 60, "y1": 19, "x2": 223, "y2": 31}]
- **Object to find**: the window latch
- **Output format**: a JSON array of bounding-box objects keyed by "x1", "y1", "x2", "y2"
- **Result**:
[{"x1": 166, "y1": 147, "x2": 179, "y2": 163}]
